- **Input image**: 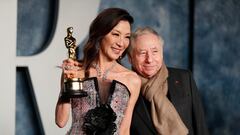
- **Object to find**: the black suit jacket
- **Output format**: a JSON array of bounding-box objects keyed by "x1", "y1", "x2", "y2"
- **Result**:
[{"x1": 130, "y1": 68, "x2": 209, "y2": 135}]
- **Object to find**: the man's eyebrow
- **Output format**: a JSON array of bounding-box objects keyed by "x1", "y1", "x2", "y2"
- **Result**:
[
  {"x1": 137, "y1": 49, "x2": 147, "y2": 52},
  {"x1": 150, "y1": 46, "x2": 158, "y2": 49}
]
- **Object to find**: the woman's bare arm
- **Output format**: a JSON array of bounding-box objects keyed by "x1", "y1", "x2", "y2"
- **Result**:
[
  {"x1": 55, "y1": 59, "x2": 82, "y2": 128},
  {"x1": 119, "y1": 72, "x2": 141, "y2": 135},
  {"x1": 55, "y1": 72, "x2": 71, "y2": 128}
]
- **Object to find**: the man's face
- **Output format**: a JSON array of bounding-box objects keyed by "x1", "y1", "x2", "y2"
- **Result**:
[{"x1": 130, "y1": 33, "x2": 163, "y2": 78}]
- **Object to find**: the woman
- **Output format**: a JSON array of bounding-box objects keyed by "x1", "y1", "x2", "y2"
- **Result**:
[{"x1": 55, "y1": 8, "x2": 141, "y2": 135}]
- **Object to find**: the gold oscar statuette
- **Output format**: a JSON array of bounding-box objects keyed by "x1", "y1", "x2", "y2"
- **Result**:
[{"x1": 61, "y1": 27, "x2": 88, "y2": 98}]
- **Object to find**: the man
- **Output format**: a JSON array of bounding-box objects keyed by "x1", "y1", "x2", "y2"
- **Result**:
[{"x1": 128, "y1": 27, "x2": 209, "y2": 135}]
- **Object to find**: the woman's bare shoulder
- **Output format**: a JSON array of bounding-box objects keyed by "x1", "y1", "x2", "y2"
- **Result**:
[{"x1": 116, "y1": 65, "x2": 141, "y2": 93}]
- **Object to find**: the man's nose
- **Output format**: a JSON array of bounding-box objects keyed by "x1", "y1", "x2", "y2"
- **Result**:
[{"x1": 145, "y1": 53, "x2": 153, "y2": 63}]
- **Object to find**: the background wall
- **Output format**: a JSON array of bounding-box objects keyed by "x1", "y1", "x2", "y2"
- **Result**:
[
  {"x1": 5, "y1": 0, "x2": 240, "y2": 134},
  {"x1": 195, "y1": 0, "x2": 240, "y2": 134}
]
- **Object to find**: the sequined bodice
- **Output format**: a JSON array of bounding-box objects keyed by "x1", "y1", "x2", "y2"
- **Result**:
[{"x1": 66, "y1": 77, "x2": 130, "y2": 135}]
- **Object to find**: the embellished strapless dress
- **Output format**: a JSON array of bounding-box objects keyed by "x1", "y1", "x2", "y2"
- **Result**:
[{"x1": 66, "y1": 77, "x2": 130, "y2": 135}]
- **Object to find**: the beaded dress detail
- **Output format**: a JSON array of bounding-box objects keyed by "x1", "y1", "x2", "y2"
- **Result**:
[{"x1": 66, "y1": 77, "x2": 130, "y2": 135}]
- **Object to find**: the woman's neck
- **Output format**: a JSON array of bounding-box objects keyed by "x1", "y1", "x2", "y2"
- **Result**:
[
  {"x1": 92, "y1": 55, "x2": 117, "y2": 81},
  {"x1": 97, "y1": 53, "x2": 117, "y2": 71}
]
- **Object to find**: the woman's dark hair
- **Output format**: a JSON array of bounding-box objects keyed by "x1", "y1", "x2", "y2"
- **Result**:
[{"x1": 81, "y1": 8, "x2": 134, "y2": 71}]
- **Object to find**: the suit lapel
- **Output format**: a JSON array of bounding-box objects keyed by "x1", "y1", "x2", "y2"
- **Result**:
[
  {"x1": 135, "y1": 95, "x2": 157, "y2": 134},
  {"x1": 167, "y1": 68, "x2": 185, "y2": 115},
  {"x1": 167, "y1": 68, "x2": 181, "y2": 104},
  {"x1": 167, "y1": 72, "x2": 177, "y2": 102}
]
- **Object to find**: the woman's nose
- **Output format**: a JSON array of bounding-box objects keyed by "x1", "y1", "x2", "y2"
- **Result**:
[{"x1": 116, "y1": 37, "x2": 124, "y2": 47}]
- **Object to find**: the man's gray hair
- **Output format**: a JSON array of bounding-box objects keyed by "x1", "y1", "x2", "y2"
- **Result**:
[{"x1": 128, "y1": 26, "x2": 164, "y2": 56}]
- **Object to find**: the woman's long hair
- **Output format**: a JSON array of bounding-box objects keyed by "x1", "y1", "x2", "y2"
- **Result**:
[{"x1": 81, "y1": 8, "x2": 134, "y2": 72}]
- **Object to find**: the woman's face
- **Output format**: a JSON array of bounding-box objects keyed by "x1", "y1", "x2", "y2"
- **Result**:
[{"x1": 99, "y1": 20, "x2": 131, "y2": 61}]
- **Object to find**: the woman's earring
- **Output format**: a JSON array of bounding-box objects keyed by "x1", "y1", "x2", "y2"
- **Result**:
[{"x1": 118, "y1": 55, "x2": 122, "y2": 61}]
